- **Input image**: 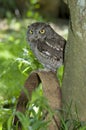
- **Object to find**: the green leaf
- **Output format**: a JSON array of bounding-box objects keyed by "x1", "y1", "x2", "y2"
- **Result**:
[{"x1": 57, "y1": 65, "x2": 64, "y2": 86}]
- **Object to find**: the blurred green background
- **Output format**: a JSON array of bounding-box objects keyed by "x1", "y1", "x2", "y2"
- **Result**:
[{"x1": 0, "y1": 0, "x2": 68, "y2": 129}]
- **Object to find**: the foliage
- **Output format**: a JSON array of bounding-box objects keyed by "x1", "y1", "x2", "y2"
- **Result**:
[
  {"x1": 0, "y1": 19, "x2": 43, "y2": 129},
  {"x1": 0, "y1": 0, "x2": 16, "y2": 18},
  {"x1": 57, "y1": 65, "x2": 64, "y2": 86},
  {"x1": 3, "y1": 84, "x2": 53, "y2": 130},
  {"x1": 0, "y1": 0, "x2": 42, "y2": 19}
]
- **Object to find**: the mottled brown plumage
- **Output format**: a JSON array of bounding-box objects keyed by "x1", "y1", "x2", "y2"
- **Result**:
[{"x1": 27, "y1": 22, "x2": 66, "y2": 71}]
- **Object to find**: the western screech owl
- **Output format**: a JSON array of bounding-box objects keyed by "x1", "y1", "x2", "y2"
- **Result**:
[{"x1": 27, "y1": 22, "x2": 66, "y2": 71}]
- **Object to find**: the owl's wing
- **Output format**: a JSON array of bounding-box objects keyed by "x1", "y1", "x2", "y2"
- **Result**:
[
  {"x1": 46, "y1": 37, "x2": 66, "y2": 52},
  {"x1": 37, "y1": 38, "x2": 66, "y2": 62}
]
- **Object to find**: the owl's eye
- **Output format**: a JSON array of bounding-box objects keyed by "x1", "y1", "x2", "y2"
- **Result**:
[
  {"x1": 29, "y1": 30, "x2": 33, "y2": 34},
  {"x1": 39, "y1": 29, "x2": 45, "y2": 34}
]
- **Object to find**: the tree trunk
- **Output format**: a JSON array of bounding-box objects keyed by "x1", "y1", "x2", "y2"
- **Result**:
[{"x1": 62, "y1": 0, "x2": 86, "y2": 121}]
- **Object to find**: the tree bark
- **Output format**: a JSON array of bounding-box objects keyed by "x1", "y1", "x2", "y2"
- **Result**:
[{"x1": 62, "y1": 0, "x2": 86, "y2": 121}]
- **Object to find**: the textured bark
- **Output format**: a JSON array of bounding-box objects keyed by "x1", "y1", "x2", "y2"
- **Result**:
[{"x1": 62, "y1": 0, "x2": 86, "y2": 121}]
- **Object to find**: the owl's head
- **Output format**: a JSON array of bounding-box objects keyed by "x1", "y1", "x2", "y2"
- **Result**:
[{"x1": 27, "y1": 22, "x2": 54, "y2": 42}]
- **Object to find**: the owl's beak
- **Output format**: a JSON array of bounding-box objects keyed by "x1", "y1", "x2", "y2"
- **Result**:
[{"x1": 35, "y1": 35, "x2": 38, "y2": 40}]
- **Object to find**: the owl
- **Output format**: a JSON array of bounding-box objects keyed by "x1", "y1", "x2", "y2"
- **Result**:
[{"x1": 27, "y1": 22, "x2": 66, "y2": 72}]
